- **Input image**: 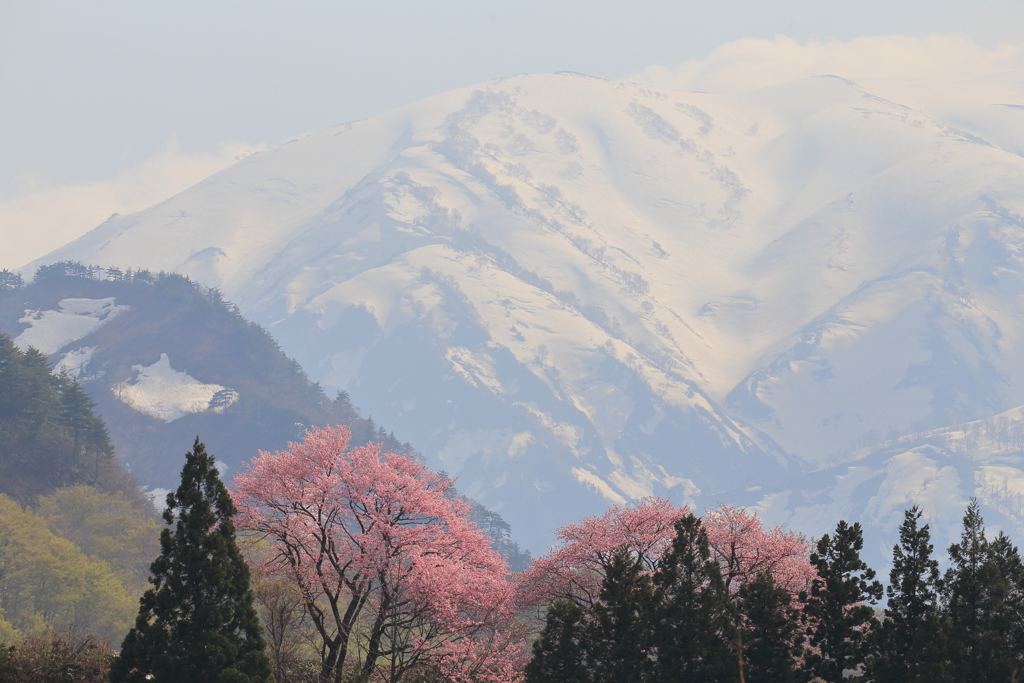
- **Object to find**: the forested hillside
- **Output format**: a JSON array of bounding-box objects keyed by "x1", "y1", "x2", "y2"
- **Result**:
[
  {"x1": 0, "y1": 331, "x2": 138, "y2": 504},
  {"x1": 0, "y1": 335, "x2": 160, "y2": 645},
  {"x1": 0, "y1": 262, "x2": 413, "y2": 489}
]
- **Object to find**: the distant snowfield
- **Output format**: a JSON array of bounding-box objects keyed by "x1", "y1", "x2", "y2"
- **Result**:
[
  {"x1": 731, "y1": 404, "x2": 1024, "y2": 570},
  {"x1": 54, "y1": 345, "x2": 97, "y2": 379},
  {"x1": 30, "y1": 70, "x2": 1024, "y2": 550},
  {"x1": 15, "y1": 298, "x2": 128, "y2": 355},
  {"x1": 114, "y1": 353, "x2": 239, "y2": 422}
]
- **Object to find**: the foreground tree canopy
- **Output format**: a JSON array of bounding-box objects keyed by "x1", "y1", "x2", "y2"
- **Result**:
[
  {"x1": 111, "y1": 439, "x2": 272, "y2": 683},
  {"x1": 234, "y1": 424, "x2": 524, "y2": 683},
  {"x1": 520, "y1": 497, "x2": 1024, "y2": 683}
]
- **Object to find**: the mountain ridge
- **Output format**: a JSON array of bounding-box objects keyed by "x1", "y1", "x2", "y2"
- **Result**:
[{"x1": 24, "y1": 71, "x2": 1024, "y2": 550}]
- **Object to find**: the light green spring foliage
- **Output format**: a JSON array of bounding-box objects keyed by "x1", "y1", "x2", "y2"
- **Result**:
[
  {"x1": 0, "y1": 484, "x2": 161, "y2": 646},
  {"x1": 36, "y1": 484, "x2": 161, "y2": 597}
]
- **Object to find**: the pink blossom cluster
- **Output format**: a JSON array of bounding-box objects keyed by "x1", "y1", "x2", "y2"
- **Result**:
[
  {"x1": 232, "y1": 426, "x2": 814, "y2": 682},
  {"x1": 520, "y1": 498, "x2": 813, "y2": 616},
  {"x1": 233, "y1": 425, "x2": 527, "y2": 682}
]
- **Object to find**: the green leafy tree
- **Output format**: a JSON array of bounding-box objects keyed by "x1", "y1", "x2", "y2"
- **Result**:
[
  {"x1": 736, "y1": 571, "x2": 805, "y2": 683},
  {"x1": 37, "y1": 484, "x2": 161, "y2": 597},
  {"x1": 870, "y1": 505, "x2": 951, "y2": 683},
  {"x1": 651, "y1": 514, "x2": 735, "y2": 683},
  {"x1": 524, "y1": 599, "x2": 593, "y2": 683},
  {"x1": 801, "y1": 520, "x2": 882, "y2": 682},
  {"x1": 0, "y1": 494, "x2": 133, "y2": 644},
  {"x1": 110, "y1": 438, "x2": 272, "y2": 683}
]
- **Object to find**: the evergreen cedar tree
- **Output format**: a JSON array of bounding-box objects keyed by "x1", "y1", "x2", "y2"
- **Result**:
[
  {"x1": 801, "y1": 520, "x2": 883, "y2": 683},
  {"x1": 233, "y1": 424, "x2": 523, "y2": 683},
  {"x1": 870, "y1": 505, "x2": 951, "y2": 683},
  {"x1": 524, "y1": 599, "x2": 593, "y2": 683},
  {"x1": 736, "y1": 571, "x2": 805, "y2": 683},
  {"x1": 942, "y1": 498, "x2": 1024, "y2": 682},
  {"x1": 110, "y1": 438, "x2": 273, "y2": 683},
  {"x1": 588, "y1": 549, "x2": 655, "y2": 683},
  {"x1": 649, "y1": 514, "x2": 735, "y2": 683}
]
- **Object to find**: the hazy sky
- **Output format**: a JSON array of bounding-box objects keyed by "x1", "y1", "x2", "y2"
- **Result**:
[{"x1": 2, "y1": 0, "x2": 1023, "y2": 269}]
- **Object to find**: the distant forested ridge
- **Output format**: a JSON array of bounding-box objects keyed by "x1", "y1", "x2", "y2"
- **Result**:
[{"x1": 0, "y1": 262, "x2": 414, "y2": 488}]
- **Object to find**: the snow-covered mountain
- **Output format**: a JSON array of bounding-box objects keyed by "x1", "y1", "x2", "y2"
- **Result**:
[
  {"x1": 27, "y1": 71, "x2": 1024, "y2": 551},
  {"x1": 729, "y1": 405, "x2": 1024, "y2": 572}
]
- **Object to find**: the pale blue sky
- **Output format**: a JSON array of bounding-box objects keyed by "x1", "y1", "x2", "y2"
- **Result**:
[{"x1": 1, "y1": 0, "x2": 1022, "y2": 267}]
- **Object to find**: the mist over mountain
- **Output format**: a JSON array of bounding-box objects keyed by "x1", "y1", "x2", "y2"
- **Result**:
[{"x1": 26, "y1": 71, "x2": 1024, "y2": 553}]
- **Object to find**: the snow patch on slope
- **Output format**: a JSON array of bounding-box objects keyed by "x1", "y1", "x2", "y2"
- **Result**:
[
  {"x1": 54, "y1": 346, "x2": 97, "y2": 379},
  {"x1": 15, "y1": 298, "x2": 128, "y2": 354},
  {"x1": 113, "y1": 353, "x2": 239, "y2": 422}
]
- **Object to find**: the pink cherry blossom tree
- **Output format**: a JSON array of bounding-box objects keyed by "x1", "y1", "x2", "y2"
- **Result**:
[
  {"x1": 233, "y1": 425, "x2": 525, "y2": 683},
  {"x1": 520, "y1": 499, "x2": 814, "y2": 681},
  {"x1": 519, "y1": 498, "x2": 689, "y2": 612},
  {"x1": 520, "y1": 498, "x2": 812, "y2": 615},
  {"x1": 703, "y1": 503, "x2": 813, "y2": 597}
]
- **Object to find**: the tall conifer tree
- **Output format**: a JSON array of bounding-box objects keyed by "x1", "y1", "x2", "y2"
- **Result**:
[
  {"x1": 651, "y1": 514, "x2": 735, "y2": 683},
  {"x1": 524, "y1": 598, "x2": 593, "y2": 683},
  {"x1": 737, "y1": 571, "x2": 804, "y2": 683},
  {"x1": 988, "y1": 531, "x2": 1024, "y2": 673},
  {"x1": 943, "y1": 499, "x2": 1016, "y2": 682},
  {"x1": 801, "y1": 521, "x2": 882, "y2": 683},
  {"x1": 589, "y1": 549, "x2": 654, "y2": 683},
  {"x1": 110, "y1": 438, "x2": 272, "y2": 683},
  {"x1": 870, "y1": 506, "x2": 950, "y2": 683}
]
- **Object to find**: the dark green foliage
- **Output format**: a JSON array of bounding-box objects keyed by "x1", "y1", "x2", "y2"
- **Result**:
[
  {"x1": 0, "y1": 629, "x2": 114, "y2": 682},
  {"x1": 736, "y1": 571, "x2": 804, "y2": 683},
  {"x1": 651, "y1": 514, "x2": 735, "y2": 683},
  {"x1": 469, "y1": 500, "x2": 532, "y2": 571},
  {"x1": 801, "y1": 520, "x2": 882, "y2": 683},
  {"x1": 870, "y1": 505, "x2": 951, "y2": 683},
  {"x1": 524, "y1": 599, "x2": 592, "y2": 683},
  {"x1": 589, "y1": 549, "x2": 654, "y2": 683},
  {"x1": 110, "y1": 438, "x2": 272, "y2": 683},
  {"x1": 0, "y1": 333, "x2": 116, "y2": 503},
  {"x1": 988, "y1": 530, "x2": 1024, "y2": 671},
  {"x1": 942, "y1": 499, "x2": 1020, "y2": 682}
]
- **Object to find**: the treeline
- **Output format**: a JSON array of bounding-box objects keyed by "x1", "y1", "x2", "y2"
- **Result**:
[
  {"x1": 118, "y1": 423, "x2": 1024, "y2": 683},
  {"x1": 7, "y1": 412, "x2": 1024, "y2": 683},
  {"x1": 1, "y1": 333, "x2": 119, "y2": 502},
  {"x1": 524, "y1": 500, "x2": 1024, "y2": 683}
]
